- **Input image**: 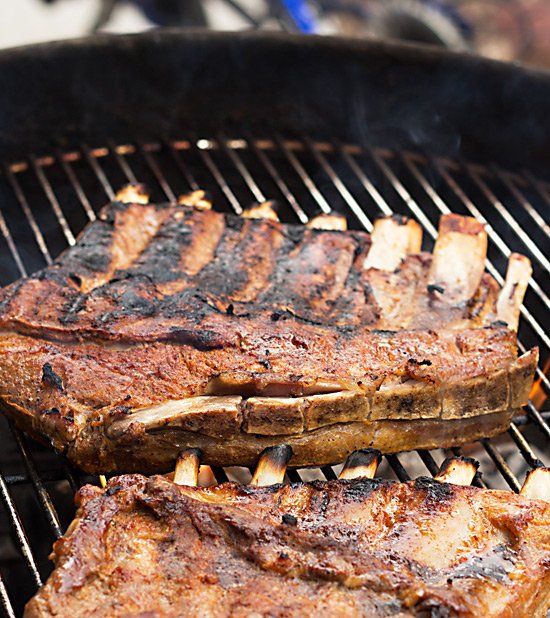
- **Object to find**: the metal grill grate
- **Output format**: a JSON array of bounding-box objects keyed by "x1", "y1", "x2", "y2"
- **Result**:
[{"x1": 0, "y1": 135, "x2": 548, "y2": 617}]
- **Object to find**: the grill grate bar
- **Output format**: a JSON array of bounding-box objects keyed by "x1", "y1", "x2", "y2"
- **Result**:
[
  {"x1": 194, "y1": 140, "x2": 243, "y2": 214},
  {"x1": 523, "y1": 169, "x2": 550, "y2": 218},
  {"x1": 481, "y1": 439, "x2": 521, "y2": 492},
  {"x1": 211, "y1": 466, "x2": 229, "y2": 484},
  {"x1": 286, "y1": 469, "x2": 303, "y2": 483},
  {"x1": 139, "y1": 143, "x2": 177, "y2": 203},
  {"x1": 109, "y1": 141, "x2": 138, "y2": 184},
  {"x1": 2, "y1": 164, "x2": 52, "y2": 265},
  {"x1": 416, "y1": 450, "x2": 440, "y2": 476},
  {"x1": 369, "y1": 149, "x2": 438, "y2": 238},
  {"x1": 467, "y1": 165, "x2": 550, "y2": 273},
  {"x1": 0, "y1": 474, "x2": 42, "y2": 587},
  {"x1": 525, "y1": 401, "x2": 550, "y2": 440},
  {"x1": 507, "y1": 423, "x2": 544, "y2": 470},
  {"x1": 0, "y1": 575, "x2": 15, "y2": 618},
  {"x1": 219, "y1": 135, "x2": 265, "y2": 204},
  {"x1": 82, "y1": 145, "x2": 115, "y2": 201},
  {"x1": 109, "y1": 144, "x2": 138, "y2": 185},
  {"x1": 493, "y1": 167, "x2": 550, "y2": 239},
  {"x1": 10, "y1": 428, "x2": 62, "y2": 540},
  {"x1": 57, "y1": 151, "x2": 96, "y2": 222},
  {"x1": 338, "y1": 144, "x2": 393, "y2": 216},
  {"x1": 248, "y1": 137, "x2": 309, "y2": 223},
  {"x1": 305, "y1": 138, "x2": 373, "y2": 231},
  {"x1": 167, "y1": 141, "x2": 199, "y2": 192},
  {"x1": 321, "y1": 466, "x2": 338, "y2": 480},
  {"x1": 30, "y1": 157, "x2": 76, "y2": 247},
  {"x1": 0, "y1": 208, "x2": 27, "y2": 278},
  {"x1": 274, "y1": 134, "x2": 332, "y2": 215},
  {"x1": 385, "y1": 455, "x2": 411, "y2": 482}
]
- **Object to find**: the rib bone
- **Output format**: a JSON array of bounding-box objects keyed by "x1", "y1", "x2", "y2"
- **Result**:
[
  {"x1": 338, "y1": 449, "x2": 381, "y2": 480},
  {"x1": 306, "y1": 213, "x2": 348, "y2": 231},
  {"x1": 434, "y1": 456, "x2": 479, "y2": 486},
  {"x1": 174, "y1": 448, "x2": 202, "y2": 486},
  {"x1": 250, "y1": 445, "x2": 293, "y2": 486},
  {"x1": 178, "y1": 190, "x2": 212, "y2": 210},
  {"x1": 520, "y1": 467, "x2": 550, "y2": 502},
  {"x1": 496, "y1": 253, "x2": 532, "y2": 330},
  {"x1": 106, "y1": 396, "x2": 243, "y2": 439},
  {"x1": 242, "y1": 201, "x2": 279, "y2": 222},
  {"x1": 363, "y1": 215, "x2": 423, "y2": 271},
  {"x1": 115, "y1": 183, "x2": 150, "y2": 204},
  {"x1": 428, "y1": 214, "x2": 487, "y2": 304}
]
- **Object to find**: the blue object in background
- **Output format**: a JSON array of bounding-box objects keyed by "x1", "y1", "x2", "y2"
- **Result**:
[{"x1": 281, "y1": 0, "x2": 318, "y2": 32}]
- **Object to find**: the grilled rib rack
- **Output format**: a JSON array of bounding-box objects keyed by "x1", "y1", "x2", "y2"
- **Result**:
[{"x1": 0, "y1": 135, "x2": 548, "y2": 617}]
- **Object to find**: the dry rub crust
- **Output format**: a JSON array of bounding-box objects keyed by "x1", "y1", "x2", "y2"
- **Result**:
[
  {"x1": 0, "y1": 199, "x2": 539, "y2": 473},
  {"x1": 24, "y1": 473, "x2": 550, "y2": 618}
]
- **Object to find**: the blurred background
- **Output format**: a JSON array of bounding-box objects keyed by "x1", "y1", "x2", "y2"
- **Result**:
[{"x1": 0, "y1": 0, "x2": 549, "y2": 68}]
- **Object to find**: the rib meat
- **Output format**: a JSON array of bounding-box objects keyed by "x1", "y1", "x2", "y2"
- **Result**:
[
  {"x1": 0, "y1": 188, "x2": 537, "y2": 473},
  {"x1": 24, "y1": 460, "x2": 550, "y2": 617}
]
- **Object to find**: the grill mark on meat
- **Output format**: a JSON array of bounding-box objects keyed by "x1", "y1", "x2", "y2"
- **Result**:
[
  {"x1": 229, "y1": 222, "x2": 286, "y2": 303},
  {"x1": 188, "y1": 215, "x2": 249, "y2": 300},
  {"x1": 178, "y1": 209, "x2": 226, "y2": 277},
  {"x1": 260, "y1": 229, "x2": 370, "y2": 325},
  {"x1": 78, "y1": 203, "x2": 169, "y2": 293}
]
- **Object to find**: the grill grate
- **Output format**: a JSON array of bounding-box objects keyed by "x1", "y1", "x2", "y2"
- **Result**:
[{"x1": 0, "y1": 135, "x2": 548, "y2": 617}]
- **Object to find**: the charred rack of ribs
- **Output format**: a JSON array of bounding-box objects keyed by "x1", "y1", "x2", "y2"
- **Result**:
[
  {"x1": 0, "y1": 184, "x2": 537, "y2": 473},
  {"x1": 25, "y1": 447, "x2": 550, "y2": 618}
]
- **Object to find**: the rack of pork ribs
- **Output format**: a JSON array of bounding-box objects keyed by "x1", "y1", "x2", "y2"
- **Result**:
[
  {"x1": 0, "y1": 185, "x2": 537, "y2": 473},
  {"x1": 24, "y1": 445, "x2": 550, "y2": 618}
]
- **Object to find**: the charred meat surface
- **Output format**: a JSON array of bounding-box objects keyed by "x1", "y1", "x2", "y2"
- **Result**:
[
  {"x1": 24, "y1": 472, "x2": 550, "y2": 617},
  {"x1": 0, "y1": 189, "x2": 537, "y2": 472}
]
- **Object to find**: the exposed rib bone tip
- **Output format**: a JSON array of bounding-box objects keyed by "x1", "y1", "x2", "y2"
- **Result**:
[
  {"x1": 306, "y1": 213, "x2": 348, "y2": 231},
  {"x1": 520, "y1": 467, "x2": 550, "y2": 502},
  {"x1": 242, "y1": 201, "x2": 280, "y2": 222},
  {"x1": 434, "y1": 456, "x2": 479, "y2": 486},
  {"x1": 428, "y1": 214, "x2": 487, "y2": 304},
  {"x1": 339, "y1": 449, "x2": 381, "y2": 480},
  {"x1": 115, "y1": 184, "x2": 150, "y2": 204},
  {"x1": 496, "y1": 253, "x2": 532, "y2": 331},
  {"x1": 197, "y1": 465, "x2": 217, "y2": 487},
  {"x1": 178, "y1": 189, "x2": 212, "y2": 210},
  {"x1": 363, "y1": 215, "x2": 422, "y2": 271},
  {"x1": 174, "y1": 448, "x2": 202, "y2": 487},
  {"x1": 250, "y1": 445, "x2": 293, "y2": 487}
]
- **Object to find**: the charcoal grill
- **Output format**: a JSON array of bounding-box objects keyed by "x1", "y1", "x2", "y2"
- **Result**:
[{"x1": 0, "y1": 30, "x2": 548, "y2": 617}]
